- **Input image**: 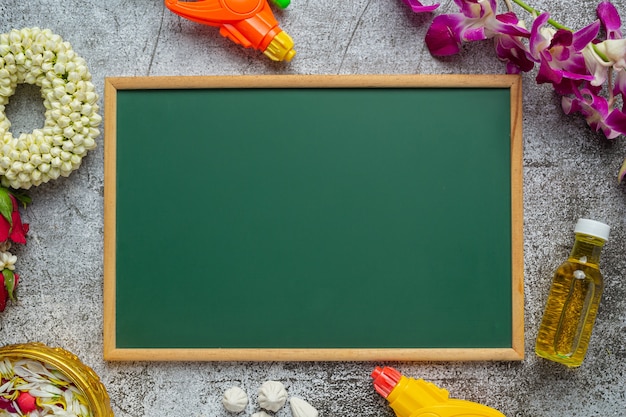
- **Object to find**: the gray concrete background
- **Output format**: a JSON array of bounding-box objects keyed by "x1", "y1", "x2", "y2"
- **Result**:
[{"x1": 1, "y1": 0, "x2": 625, "y2": 416}]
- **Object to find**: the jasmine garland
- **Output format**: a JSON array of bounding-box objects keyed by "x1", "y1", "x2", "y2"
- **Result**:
[{"x1": 0, "y1": 27, "x2": 101, "y2": 190}]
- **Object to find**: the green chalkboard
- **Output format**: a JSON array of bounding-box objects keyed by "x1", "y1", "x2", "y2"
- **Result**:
[{"x1": 103, "y1": 75, "x2": 524, "y2": 361}]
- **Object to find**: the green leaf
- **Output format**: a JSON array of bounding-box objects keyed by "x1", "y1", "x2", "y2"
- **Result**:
[
  {"x1": 0, "y1": 188, "x2": 12, "y2": 225},
  {"x1": 2, "y1": 269, "x2": 15, "y2": 301},
  {"x1": 11, "y1": 190, "x2": 31, "y2": 208}
]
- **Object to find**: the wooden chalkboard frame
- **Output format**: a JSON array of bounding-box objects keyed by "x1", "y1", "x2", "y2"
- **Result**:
[{"x1": 103, "y1": 74, "x2": 524, "y2": 361}]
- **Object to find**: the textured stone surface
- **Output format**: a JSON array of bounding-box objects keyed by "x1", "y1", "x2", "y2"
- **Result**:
[{"x1": 1, "y1": 0, "x2": 626, "y2": 416}]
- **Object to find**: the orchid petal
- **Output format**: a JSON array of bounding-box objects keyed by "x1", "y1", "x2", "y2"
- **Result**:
[
  {"x1": 550, "y1": 29, "x2": 573, "y2": 49},
  {"x1": 536, "y1": 59, "x2": 563, "y2": 84},
  {"x1": 562, "y1": 96, "x2": 582, "y2": 115},
  {"x1": 495, "y1": 12, "x2": 530, "y2": 37},
  {"x1": 614, "y1": 70, "x2": 626, "y2": 95},
  {"x1": 559, "y1": 69, "x2": 595, "y2": 81},
  {"x1": 425, "y1": 14, "x2": 463, "y2": 55},
  {"x1": 496, "y1": 11, "x2": 519, "y2": 25},
  {"x1": 454, "y1": 0, "x2": 488, "y2": 19},
  {"x1": 529, "y1": 13, "x2": 552, "y2": 56},
  {"x1": 463, "y1": 27, "x2": 487, "y2": 41},
  {"x1": 594, "y1": 39, "x2": 626, "y2": 70},
  {"x1": 401, "y1": 0, "x2": 439, "y2": 13},
  {"x1": 582, "y1": 43, "x2": 612, "y2": 86},
  {"x1": 494, "y1": 35, "x2": 535, "y2": 73},
  {"x1": 605, "y1": 108, "x2": 626, "y2": 136},
  {"x1": 597, "y1": 1, "x2": 622, "y2": 39},
  {"x1": 572, "y1": 20, "x2": 601, "y2": 51}
]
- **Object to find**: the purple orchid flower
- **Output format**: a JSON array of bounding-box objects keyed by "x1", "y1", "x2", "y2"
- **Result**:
[
  {"x1": 562, "y1": 90, "x2": 626, "y2": 139},
  {"x1": 564, "y1": 0, "x2": 626, "y2": 152},
  {"x1": 582, "y1": 1, "x2": 626, "y2": 88},
  {"x1": 494, "y1": 34, "x2": 535, "y2": 73},
  {"x1": 422, "y1": 0, "x2": 530, "y2": 56},
  {"x1": 494, "y1": 12, "x2": 535, "y2": 73},
  {"x1": 401, "y1": 0, "x2": 439, "y2": 13},
  {"x1": 529, "y1": 13, "x2": 600, "y2": 91}
]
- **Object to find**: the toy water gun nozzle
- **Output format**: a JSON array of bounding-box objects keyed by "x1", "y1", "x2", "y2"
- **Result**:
[{"x1": 371, "y1": 366, "x2": 402, "y2": 398}]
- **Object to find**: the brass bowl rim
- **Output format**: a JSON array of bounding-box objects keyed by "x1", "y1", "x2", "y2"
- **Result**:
[{"x1": 0, "y1": 342, "x2": 113, "y2": 417}]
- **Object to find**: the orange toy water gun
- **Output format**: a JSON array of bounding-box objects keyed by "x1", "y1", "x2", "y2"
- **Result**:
[
  {"x1": 164, "y1": 0, "x2": 296, "y2": 61},
  {"x1": 372, "y1": 367, "x2": 506, "y2": 417}
]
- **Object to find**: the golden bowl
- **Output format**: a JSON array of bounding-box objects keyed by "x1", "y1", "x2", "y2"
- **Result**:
[{"x1": 0, "y1": 342, "x2": 113, "y2": 417}]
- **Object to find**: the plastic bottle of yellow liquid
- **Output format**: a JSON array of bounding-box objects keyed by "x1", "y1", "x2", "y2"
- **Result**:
[
  {"x1": 371, "y1": 366, "x2": 505, "y2": 417},
  {"x1": 535, "y1": 218, "x2": 610, "y2": 367}
]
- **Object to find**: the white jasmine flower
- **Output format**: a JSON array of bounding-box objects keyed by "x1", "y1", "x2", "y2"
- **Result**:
[{"x1": 0, "y1": 249, "x2": 17, "y2": 270}]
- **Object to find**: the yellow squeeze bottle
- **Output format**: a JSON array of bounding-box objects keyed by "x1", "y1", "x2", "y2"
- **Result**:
[
  {"x1": 371, "y1": 366, "x2": 505, "y2": 417},
  {"x1": 535, "y1": 218, "x2": 610, "y2": 367}
]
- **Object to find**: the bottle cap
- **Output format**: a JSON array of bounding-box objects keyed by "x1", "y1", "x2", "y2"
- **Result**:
[
  {"x1": 371, "y1": 366, "x2": 401, "y2": 398},
  {"x1": 574, "y1": 219, "x2": 610, "y2": 241}
]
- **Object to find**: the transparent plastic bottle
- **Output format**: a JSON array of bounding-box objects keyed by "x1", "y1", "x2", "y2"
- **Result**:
[{"x1": 535, "y1": 218, "x2": 610, "y2": 367}]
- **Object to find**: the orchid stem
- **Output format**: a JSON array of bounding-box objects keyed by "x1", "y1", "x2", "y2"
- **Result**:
[{"x1": 510, "y1": 0, "x2": 570, "y2": 30}]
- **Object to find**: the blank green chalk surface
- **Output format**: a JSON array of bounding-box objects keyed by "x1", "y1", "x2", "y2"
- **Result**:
[{"x1": 103, "y1": 74, "x2": 524, "y2": 361}]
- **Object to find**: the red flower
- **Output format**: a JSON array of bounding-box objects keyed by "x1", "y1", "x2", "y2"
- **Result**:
[{"x1": 0, "y1": 194, "x2": 28, "y2": 244}]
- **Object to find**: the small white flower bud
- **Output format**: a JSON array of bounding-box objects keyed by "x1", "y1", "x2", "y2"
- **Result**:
[
  {"x1": 83, "y1": 137, "x2": 96, "y2": 149},
  {"x1": 17, "y1": 172, "x2": 30, "y2": 184},
  {"x1": 73, "y1": 145, "x2": 85, "y2": 156},
  {"x1": 15, "y1": 52, "x2": 25, "y2": 65},
  {"x1": 30, "y1": 154, "x2": 42, "y2": 166},
  {"x1": 4, "y1": 169, "x2": 16, "y2": 180},
  {"x1": 39, "y1": 142, "x2": 51, "y2": 154},
  {"x1": 70, "y1": 154, "x2": 81, "y2": 166},
  {"x1": 31, "y1": 169, "x2": 42, "y2": 181},
  {"x1": 85, "y1": 91, "x2": 97, "y2": 104},
  {"x1": 60, "y1": 95, "x2": 72, "y2": 106},
  {"x1": 57, "y1": 116, "x2": 70, "y2": 128},
  {"x1": 48, "y1": 167, "x2": 60, "y2": 179},
  {"x1": 62, "y1": 141, "x2": 74, "y2": 152},
  {"x1": 0, "y1": 157, "x2": 11, "y2": 169},
  {"x1": 63, "y1": 127, "x2": 75, "y2": 138},
  {"x1": 53, "y1": 62, "x2": 65, "y2": 75}
]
